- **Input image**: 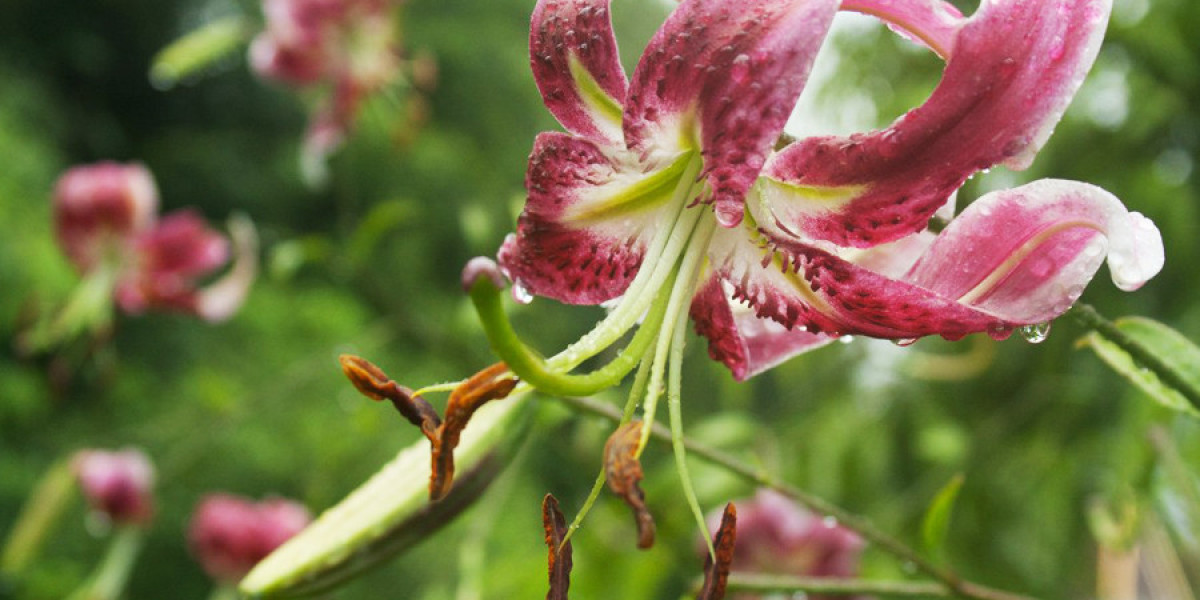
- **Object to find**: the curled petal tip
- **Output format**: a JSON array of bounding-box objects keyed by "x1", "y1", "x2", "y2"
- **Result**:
[
  {"x1": 461, "y1": 256, "x2": 507, "y2": 293},
  {"x1": 1108, "y1": 211, "x2": 1164, "y2": 292}
]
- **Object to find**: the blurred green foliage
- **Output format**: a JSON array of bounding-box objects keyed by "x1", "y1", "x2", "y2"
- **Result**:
[{"x1": 1, "y1": 0, "x2": 1199, "y2": 598}]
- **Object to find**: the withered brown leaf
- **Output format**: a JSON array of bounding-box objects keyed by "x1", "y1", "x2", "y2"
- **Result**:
[
  {"x1": 429, "y1": 363, "x2": 518, "y2": 501},
  {"x1": 604, "y1": 421, "x2": 655, "y2": 549},
  {"x1": 542, "y1": 494, "x2": 572, "y2": 600},
  {"x1": 696, "y1": 503, "x2": 737, "y2": 600},
  {"x1": 339, "y1": 354, "x2": 441, "y2": 439}
]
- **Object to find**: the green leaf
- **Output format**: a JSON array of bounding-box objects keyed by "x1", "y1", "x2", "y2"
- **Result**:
[
  {"x1": 921, "y1": 473, "x2": 964, "y2": 556},
  {"x1": 239, "y1": 391, "x2": 533, "y2": 598},
  {"x1": 1078, "y1": 317, "x2": 1200, "y2": 416},
  {"x1": 149, "y1": 16, "x2": 251, "y2": 90}
]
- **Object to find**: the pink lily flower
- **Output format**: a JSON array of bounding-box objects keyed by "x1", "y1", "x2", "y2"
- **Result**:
[
  {"x1": 188, "y1": 493, "x2": 312, "y2": 583},
  {"x1": 495, "y1": 0, "x2": 1163, "y2": 385},
  {"x1": 53, "y1": 162, "x2": 257, "y2": 324},
  {"x1": 249, "y1": 0, "x2": 402, "y2": 178}
]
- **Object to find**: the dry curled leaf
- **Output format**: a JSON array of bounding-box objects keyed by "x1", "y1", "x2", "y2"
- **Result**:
[
  {"x1": 542, "y1": 494, "x2": 572, "y2": 600},
  {"x1": 697, "y1": 503, "x2": 737, "y2": 600},
  {"x1": 429, "y1": 363, "x2": 518, "y2": 501},
  {"x1": 339, "y1": 354, "x2": 440, "y2": 439},
  {"x1": 604, "y1": 421, "x2": 655, "y2": 549}
]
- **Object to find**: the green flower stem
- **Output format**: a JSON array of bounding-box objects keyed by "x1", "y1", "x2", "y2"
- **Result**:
[
  {"x1": 1, "y1": 457, "x2": 77, "y2": 575},
  {"x1": 723, "y1": 573, "x2": 952, "y2": 597},
  {"x1": 553, "y1": 393, "x2": 1039, "y2": 600},
  {"x1": 66, "y1": 526, "x2": 144, "y2": 600},
  {"x1": 467, "y1": 272, "x2": 672, "y2": 397},
  {"x1": 20, "y1": 265, "x2": 118, "y2": 354},
  {"x1": 1070, "y1": 303, "x2": 1200, "y2": 411}
]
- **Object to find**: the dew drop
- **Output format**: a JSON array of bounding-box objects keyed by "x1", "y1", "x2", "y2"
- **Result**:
[
  {"x1": 1018, "y1": 322, "x2": 1051, "y2": 344},
  {"x1": 893, "y1": 337, "x2": 918, "y2": 347},
  {"x1": 511, "y1": 281, "x2": 534, "y2": 304},
  {"x1": 730, "y1": 53, "x2": 751, "y2": 84},
  {"x1": 838, "y1": 335, "x2": 855, "y2": 345},
  {"x1": 986, "y1": 322, "x2": 1013, "y2": 340},
  {"x1": 822, "y1": 516, "x2": 838, "y2": 528}
]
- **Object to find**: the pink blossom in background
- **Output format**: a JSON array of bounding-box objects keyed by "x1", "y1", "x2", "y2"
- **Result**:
[
  {"x1": 52, "y1": 162, "x2": 257, "y2": 322},
  {"x1": 249, "y1": 0, "x2": 402, "y2": 173},
  {"x1": 188, "y1": 493, "x2": 312, "y2": 582},
  {"x1": 73, "y1": 448, "x2": 156, "y2": 527},
  {"x1": 705, "y1": 490, "x2": 863, "y2": 600}
]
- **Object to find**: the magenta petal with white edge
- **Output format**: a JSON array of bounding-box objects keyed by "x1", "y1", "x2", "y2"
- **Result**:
[
  {"x1": 691, "y1": 274, "x2": 833, "y2": 381},
  {"x1": 531, "y1": 0, "x2": 628, "y2": 144},
  {"x1": 498, "y1": 132, "x2": 680, "y2": 304},
  {"x1": 196, "y1": 215, "x2": 259, "y2": 322},
  {"x1": 905, "y1": 179, "x2": 1163, "y2": 323},
  {"x1": 622, "y1": 0, "x2": 838, "y2": 227},
  {"x1": 762, "y1": 0, "x2": 1112, "y2": 248}
]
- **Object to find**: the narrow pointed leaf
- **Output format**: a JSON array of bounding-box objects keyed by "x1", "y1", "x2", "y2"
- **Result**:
[
  {"x1": 149, "y1": 17, "x2": 251, "y2": 90},
  {"x1": 920, "y1": 473, "x2": 964, "y2": 556},
  {"x1": 1078, "y1": 317, "x2": 1200, "y2": 416},
  {"x1": 239, "y1": 392, "x2": 532, "y2": 598}
]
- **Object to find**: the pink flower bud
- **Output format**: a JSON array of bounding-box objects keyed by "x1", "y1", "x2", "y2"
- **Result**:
[
  {"x1": 188, "y1": 493, "x2": 312, "y2": 582},
  {"x1": 53, "y1": 163, "x2": 159, "y2": 273},
  {"x1": 704, "y1": 490, "x2": 864, "y2": 600},
  {"x1": 73, "y1": 448, "x2": 156, "y2": 526}
]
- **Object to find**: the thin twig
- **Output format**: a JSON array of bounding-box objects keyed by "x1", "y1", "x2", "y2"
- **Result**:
[
  {"x1": 723, "y1": 573, "x2": 950, "y2": 597},
  {"x1": 554, "y1": 394, "x2": 1038, "y2": 600},
  {"x1": 1070, "y1": 303, "x2": 1200, "y2": 411}
]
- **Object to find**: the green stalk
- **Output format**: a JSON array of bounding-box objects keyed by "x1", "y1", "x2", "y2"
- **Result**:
[
  {"x1": 1, "y1": 457, "x2": 77, "y2": 575},
  {"x1": 65, "y1": 526, "x2": 144, "y2": 600},
  {"x1": 467, "y1": 274, "x2": 671, "y2": 397}
]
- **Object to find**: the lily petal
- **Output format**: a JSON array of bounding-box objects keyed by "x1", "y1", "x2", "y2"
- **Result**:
[
  {"x1": 196, "y1": 214, "x2": 259, "y2": 322},
  {"x1": 762, "y1": 0, "x2": 1112, "y2": 247},
  {"x1": 905, "y1": 179, "x2": 1163, "y2": 322},
  {"x1": 691, "y1": 274, "x2": 833, "y2": 381},
  {"x1": 115, "y1": 210, "x2": 231, "y2": 316},
  {"x1": 498, "y1": 132, "x2": 684, "y2": 304},
  {"x1": 841, "y1": 0, "x2": 965, "y2": 59},
  {"x1": 752, "y1": 179, "x2": 1162, "y2": 342},
  {"x1": 622, "y1": 0, "x2": 838, "y2": 227},
  {"x1": 531, "y1": 0, "x2": 628, "y2": 144}
]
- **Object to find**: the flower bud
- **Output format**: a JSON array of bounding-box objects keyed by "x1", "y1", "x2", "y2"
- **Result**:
[
  {"x1": 53, "y1": 163, "x2": 158, "y2": 273},
  {"x1": 188, "y1": 493, "x2": 312, "y2": 582},
  {"x1": 73, "y1": 448, "x2": 156, "y2": 527}
]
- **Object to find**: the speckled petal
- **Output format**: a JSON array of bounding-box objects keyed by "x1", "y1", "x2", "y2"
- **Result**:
[
  {"x1": 690, "y1": 273, "x2": 833, "y2": 381},
  {"x1": 498, "y1": 132, "x2": 685, "y2": 304},
  {"x1": 748, "y1": 179, "x2": 1162, "y2": 341},
  {"x1": 531, "y1": 0, "x2": 628, "y2": 143},
  {"x1": 905, "y1": 179, "x2": 1163, "y2": 322},
  {"x1": 763, "y1": 0, "x2": 1111, "y2": 248},
  {"x1": 622, "y1": 0, "x2": 838, "y2": 227}
]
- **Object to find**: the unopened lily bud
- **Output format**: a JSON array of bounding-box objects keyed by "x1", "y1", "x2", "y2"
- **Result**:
[
  {"x1": 704, "y1": 490, "x2": 863, "y2": 600},
  {"x1": 54, "y1": 163, "x2": 158, "y2": 273},
  {"x1": 461, "y1": 256, "x2": 507, "y2": 293},
  {"x1": 73, "y1": 448, "x2": 156, "y2": 527},
  {"x1": 188, "y1": 493, "x2": 311, "y2": 583}
]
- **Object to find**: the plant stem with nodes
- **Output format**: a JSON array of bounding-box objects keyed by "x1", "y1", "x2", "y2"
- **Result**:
[{"x1": 554, "y1": 393, "x2": 1040, "y2": 600}]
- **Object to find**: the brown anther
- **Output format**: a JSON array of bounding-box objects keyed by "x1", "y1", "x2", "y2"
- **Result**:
[
  {"x1": 429, "y1": 363, "x2": 518, "y2": 501},
  {"x1": 339, "y1": 354, "x2": 440, "y2": 439},
  {"x1": 696, "y1": 503, "x2": 737, "y2": 600},
  {"x1": 603, "y1": 421, "x2": 655, "y2": 549},
  {"x1": 542, "y1": 494, "x2": 573, "y2": 600}
]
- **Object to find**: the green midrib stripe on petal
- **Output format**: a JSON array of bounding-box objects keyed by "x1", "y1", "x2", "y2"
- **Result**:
[
  {"x1": 571, "y1": 152, "x2": 697, "y2": 223},
  {"x1": 568, "y1": 54, "x2": 623, "y2": 131},
  {"x1": 764, "y1": 176, "x2": 867, "y2": 207}
]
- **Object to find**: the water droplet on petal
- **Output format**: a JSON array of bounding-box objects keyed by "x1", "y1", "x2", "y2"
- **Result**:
[
  {"x1": 893, "y1": 338, "x2": 918, "y2": 347},
  {"x1": 986, "y1": 323, "x2": 1013, "y2": 340},
  {"x1": 838, "y1": 335, "x2": 855, "y2": 345},
  {"x1": 511, "y1": 280, "x2": 534, "y2": 304},
  {"x1": 714, "y1": 203, "x2": 743, "y2": 228},
  {"x1": 730, "y1": 53, "x2": 751, "y2": 84},
  {"x1": 822, "y1": 516, "x2": 838, "y2": 528},
  {"x1": 1019, "y1": 322, "x2": 1051, "y2": 344}
]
